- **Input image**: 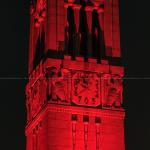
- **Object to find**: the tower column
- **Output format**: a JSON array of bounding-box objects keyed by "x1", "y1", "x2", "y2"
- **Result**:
[
  {"x1": 97, "y1": 8, "x2": 105, "y2": 59},
  {"x1": 95, "y1": 122, "x2": 100, "y2": 150},
  {"x1": 85, "y1": 6, "x2": 93, "y2": 58},
  {"x1": 72, "y1": 5, "x2": 81, "y2": 57},
  {"x1": 98, "y1": 8, "x2": 104, "y2": 32},
  {"x1": 64, "y1": 4, "x2": 69, "y2": 54},
  {"x1": 73, "y1": 5, "x2": 80, "y2": 33}
]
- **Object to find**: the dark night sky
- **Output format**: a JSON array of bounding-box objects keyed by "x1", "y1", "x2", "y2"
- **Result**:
[{"x1": 0, "y1": 0, "x2": 150, "y2": 150}]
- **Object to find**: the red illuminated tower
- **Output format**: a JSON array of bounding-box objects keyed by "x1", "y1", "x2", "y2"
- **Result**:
[{"x1": 25, "y1": 0, "x2": 125, "y2": 150}]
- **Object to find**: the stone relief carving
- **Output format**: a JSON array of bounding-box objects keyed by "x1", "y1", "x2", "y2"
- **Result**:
[
  {"x1": 102, "y1": 74, "x2": 123, "y2": 108},
  {"x1": 72, "y1": 71, "x2": 101, "y2": 107},
  {"x1": 46, "y1": 66, "x2": 71, "y2": 104},
  {"x1": 26, "y1": 76, "x2": 47, "y2": 119},
  {"x1": 26, "y1": 69, "x2": 46, "y2": 120}
]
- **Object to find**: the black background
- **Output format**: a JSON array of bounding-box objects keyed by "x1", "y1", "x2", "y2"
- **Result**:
[{"x1": 0, "y1": 0, "x2": 150, "y2": 150}]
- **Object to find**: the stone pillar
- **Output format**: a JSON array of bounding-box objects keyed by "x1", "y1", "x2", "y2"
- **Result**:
[
  {"x1": 64, "y1": 4, "x2": 69, "y2": 54},
  {"x1": 84, "y1": 122, "x2": 88, "y2": 150},
  {"x1": 83, "y1": 115, "x2": 89, "y2": 150},
  {"x1": 72, "y1": 120, "x2": 77, "y2": 150},
  {"x1": 46, "y1": 0, "x2": 57, "y2": 50},
  {"x1": 96, "y1": 123, "x2": 100, "y2": 150},
  {"x1": 97, "y1": 8, "x2": 105, "y2": 59},
  {"x1": 98, "y1": 8, "x2": 104, "y2": 31},
  {"x1": 73, "y1": 5, "x2": 81, "y2": 33},
  {"x1": 85, "y1": 6, "x2": 93, "y2": 58},
  {"x1": 73, "y1": 5, "x2": 81, "y2": 56}
]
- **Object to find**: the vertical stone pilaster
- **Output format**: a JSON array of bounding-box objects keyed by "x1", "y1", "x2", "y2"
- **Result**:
[
  {"x1": 73, "y1": 5, "x2": 81, "y2": 33},
  {"x1": 85, "y1": 6, "x2": 93, "y2": 58},
  {"x1": 64, "y1": 5, "x2": 69, "y2": 54},
  {"x1": 98, "y1": 8, "x2": 104, "y2": 31},
  {"x1": 85, "y1": 6, "x2": 93, "y2": 33},
  {"x1": 84, "y1": 122, "x2": 89, "y2": 150},
  {"x1": 72, "y1": 120, "x2": 77, "y2": 150},
  {"x1": 73, "y1": 5, "x2": 81, "y2": 56},
  {"x1": 96, "y1": 123, "x2": 100, "y2": 150},
  {"x1": 97, "y1": 8, "x2": 105, "y2": 59}
]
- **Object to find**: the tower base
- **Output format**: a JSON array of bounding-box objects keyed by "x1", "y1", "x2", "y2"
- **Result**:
[{"x1": 25, "y1": 104, "x2": 125, "y2": 150}]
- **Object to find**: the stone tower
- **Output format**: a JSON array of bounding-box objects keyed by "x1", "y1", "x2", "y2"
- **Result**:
[{"x1": 25, "y1": 0, "x2": 125, "y2": 150}]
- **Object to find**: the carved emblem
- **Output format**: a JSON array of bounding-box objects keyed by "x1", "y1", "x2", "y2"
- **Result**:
[
  {"x1": 46, "y1": 66, "x2": 71, "y2": 104},
  {"x1": 72, "y1": 71, "x2": 101, "y2": 107},
  {"x1": 29, "y1": 77, "x2": 46, "y2": 117},
  {"x1": 102, "y1": 74, "x2": 123, "y2": 108}
]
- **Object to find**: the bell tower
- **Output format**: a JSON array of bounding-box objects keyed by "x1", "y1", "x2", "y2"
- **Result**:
[{"x1": 25, "y1": 0, "x2": 125, "y2": 150}]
